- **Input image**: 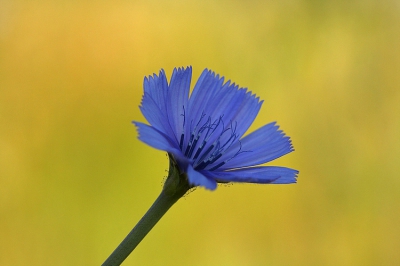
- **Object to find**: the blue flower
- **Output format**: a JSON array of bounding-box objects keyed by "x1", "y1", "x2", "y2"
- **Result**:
[{"x1": 133, "y1": 67, "x2": 298, "y2": 190}]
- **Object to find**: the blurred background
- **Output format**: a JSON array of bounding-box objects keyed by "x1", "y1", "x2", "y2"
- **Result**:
[{"x1": 1, "y1": 0, "x2": 399, "y2": 265}]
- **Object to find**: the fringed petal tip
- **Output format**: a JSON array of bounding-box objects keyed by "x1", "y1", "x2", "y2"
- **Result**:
[
  {"x1": 144, "y1": 69, "x2": 166, "y2": 86},
  {"x1": 270, "y1": 169, "x2": 299, "y2": 184},
  {"x1": 173, "y1": 66, "x2": 192, "y2": 73}
]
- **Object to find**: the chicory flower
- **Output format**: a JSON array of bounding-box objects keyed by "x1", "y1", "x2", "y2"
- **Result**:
[{"x1": 133, "y1": 67, "x2": 298, "y2": 190}]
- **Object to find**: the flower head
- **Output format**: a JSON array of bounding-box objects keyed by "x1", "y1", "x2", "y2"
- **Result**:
[{"x1": 133, "y1": 67, "x2": 298, "y2": 190}]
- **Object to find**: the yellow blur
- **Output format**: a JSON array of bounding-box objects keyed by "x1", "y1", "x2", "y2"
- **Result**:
[{"x1": 1, "y1": 1, "x2": 399, "y2": 265}]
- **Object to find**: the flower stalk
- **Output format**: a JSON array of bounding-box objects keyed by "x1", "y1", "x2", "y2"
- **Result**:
[
  {"x1": 102, "y1": 66, "x2": 298, "y2": 264},
  {"x1": 102, "y1": 154, "x2": 191, "y2": 266}
]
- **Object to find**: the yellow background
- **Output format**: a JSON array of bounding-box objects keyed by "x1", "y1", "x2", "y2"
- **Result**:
[{"x1": 1, "y1": 1, "x2": 399, "y2": 265}]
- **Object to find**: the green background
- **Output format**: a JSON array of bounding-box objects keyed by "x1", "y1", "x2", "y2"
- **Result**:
[{"x1": 1, "y1": 0, "x2": 399, "y2": 265}]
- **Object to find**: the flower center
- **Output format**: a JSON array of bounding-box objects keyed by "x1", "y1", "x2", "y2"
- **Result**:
[{"x1": 178, "y1": 110, "x2": 242, "y2": 171}]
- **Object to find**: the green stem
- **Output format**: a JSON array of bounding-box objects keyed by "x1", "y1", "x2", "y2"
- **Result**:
[{"x1": 102, "y1": 154, "x2": 191, "y2": 266}]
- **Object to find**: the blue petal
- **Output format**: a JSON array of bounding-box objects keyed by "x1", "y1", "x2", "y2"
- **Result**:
[
  {"x1": 182, "y1": 70, "x2": 263, "y2": 161},
  {"x1": 218, "y1": 122, "x2": 294, "y2": 170},
  {"x1": 184, "y1": 69, "x2": 224, "y2": 145},
  {"x1": 143, "y1": 69, "x2": 169, "y2": 112},
  {"x1": 187, "y1": 164, "x2": 217, "y2": 190},
  {"x1": 140, "y1": 70, "x2": 177, "y2": 139},
  {"x1": 202, "y1": 80, "x2": 262, "y2": 139},
  {"x1": 133, "y1": 121, "x2": 182, "y2": 156},
  {"x1": 223, "y1": 91, "x2": 262, "y2": 140},
  {"x1": 140, "y1": 93, "x2": 176, "y2": 139},
  {"x1": 166, "y1": 67, "x2": 192, "y2": 141},
  {"x1": 207, "y1": 166, "x2": 298, "y2": 184},
  {"x1": 201, "y1": 86, "x2": 256, "y2": 146},
  {"x1": 187, "y1": 69, "x2": 223, "y2": 117}
]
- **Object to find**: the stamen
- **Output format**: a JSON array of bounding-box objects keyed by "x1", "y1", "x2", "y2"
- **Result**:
[
  {"x1": 181, "y1": 105, "x2": 186, "y2": 128},
  {"x1": 195, "y1": 117, "x2": 223, "y2": 159},
  {"x1": 179, "y1": 106, "x2": 186, "y2": 150},
  {"x1": 209, "y1": 161, "x2": 225, "y2": 171},
  {"x1": 184, "y1": 133, "x2": 195, "y2": 156},
  {"x1": 191, "y1": 116, "x2": 213, "y2": 157},
  {"x1": 190, "y1": 116, "x2": 247, "y2": 171},
  {"x1": 179, "y1": 134, "x2": 184, "y2": 150},
  {"x1": 193, "y1": 141, "x2": 205, "y2": 160},
  {"x1": 195, "y1": 160, "x2": 208, "y2": 170},
  {"x1": 209, "y1": 153, "x2": 223, "y2": 164},
  {"x1": 187, "y1": 137, "x2": 199, "y2": 158},
  {"x1": 186, "y1": 114, "x2": 211, "y2": 158},
  {"x1": 183, "y1": 112, "x2": 206, "y2": 155},
  {"x1": 196, "y1": 144, "x2": 215, "y2": 165}
]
